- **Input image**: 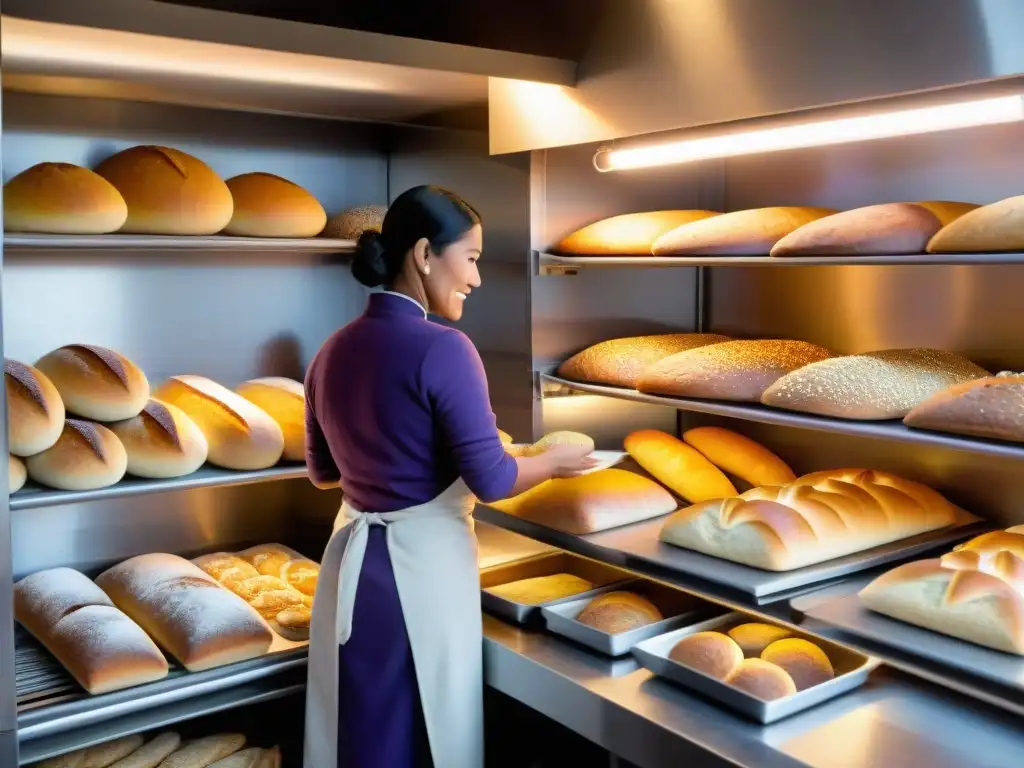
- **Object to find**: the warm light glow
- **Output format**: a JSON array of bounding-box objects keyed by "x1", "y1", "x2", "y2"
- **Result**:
[{"x1": 595, "y1": 95, "x2": 1024, "y2": 171}]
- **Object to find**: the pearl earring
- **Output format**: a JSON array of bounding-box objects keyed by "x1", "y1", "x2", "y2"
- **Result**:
[{"x1": 423, "y1": 265, "x2": 430, "y2": 276}]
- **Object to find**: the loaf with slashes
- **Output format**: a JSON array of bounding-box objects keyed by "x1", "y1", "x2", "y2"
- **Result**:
[{"x1": 659, "y1": 469, "x2": 959, "y2": 570}]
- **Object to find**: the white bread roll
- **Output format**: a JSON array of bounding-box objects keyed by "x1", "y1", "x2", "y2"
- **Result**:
[
  {"x1": 660, "y1": 469, "x2": 958, "y2": 571},
  {"x1": 14, "y1": 567, "x2": 169, "y2": 694},
  {"x1": 4, "y1": 162, "x2": 128, "y2": 234},
  {"x1": 554, "y1": 210, "x2": 721, "y2": 255},
  {"x1": 651, "y1": 207, "x2": 837, "y2": 256},
  {"x1": 35, "y1": 345, "x2": 149, "y2": 422},
  {"x1": 9, "y1": 454, "x2": 26, "y2": 493},
  {"x1": 26, "y1": 419, "x2": 128, "y2": 491},
  {"x1": 94, "y1": 146, "x2": 233, "y2": 235},
  {"x1": 107, "y1": 733, "x2": 181, "y2": 768},
  {"x1": 761, "y1": 349, "x2": 989, "y2": 420},
  {"x1": 108, "y1": 399, "x2": 209, "y2": 478},
  {"x1": 234, "y1": 378, "x2": 304, "y2": 462},
  {"x1": 6, "y1": 358, "x2": 65, "y2": 456},
  {"x1": 224, "y1": 173, "x2": 326, "y2": 237},
  {"x1": 157, "y1": 735, "x2": 246, "y2": 768},
  {"x1": 904, "y1": 373, "x2": 1024, "y2": 442},
  {"x1": 154, "y1": 376, "x2": 284, "y2": 470},
  {"x1": 927, "y1": 195, "x2": 1024, "y2": 253}
]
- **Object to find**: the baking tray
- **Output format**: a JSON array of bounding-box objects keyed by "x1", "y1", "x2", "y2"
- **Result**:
[
  {"x1": 632, "y1": 612, "x2": 878, "y2": 724},
  {"x1": 541, "y1": 579, "x2": 721, "y2": 657},
  {"x1": 480, "y1": 552, "x2": 631, "y2": 625},
  {"x1": 475, "y1": 520, "x2": 557, "y2": 571}
]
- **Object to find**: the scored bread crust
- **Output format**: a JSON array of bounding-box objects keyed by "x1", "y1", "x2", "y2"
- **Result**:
[
  {"x1": 557, "y1": 334, "x2": 732, "y2": 389},
  {"x1": 26, "y1": 419, "x2": 128, "y2": 491},
  {"x1": 553, "y1": 210, "x2": 721, "y2": 256},
  {"x1": 109, "y1": 399, "x2": 209, "y2": 478},
  {"x1": 5, "y1": 358, "x2": 66, "y2": 457},
  {"x1": 904, "y1": 374, "x2": 1024, "y2": 442},
  {"x1": 34, "y1": 345, "x2": 149, "y2": 422}
]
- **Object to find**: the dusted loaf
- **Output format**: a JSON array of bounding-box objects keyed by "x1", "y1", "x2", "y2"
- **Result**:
[
  {"x1": 682, "y1": 427, "x2": 795, "y2": 487},
  {"x1": 624, "y1": 429, "x2": 736, "y2": 503},
  {"x1": 26, "y1": 419, "x2": 128, "y2": 491},
  {"x1": 234, "y1": 378, "x2": 305, "y2": 462},
  {"x1": 927, "y1": 195, "x2": 1024, "y2": 253},
  {"x1": 651, "y1": 207, "x2": 837, "y2": 256},
  {"x1": 321, "y1": 205, "x2": 386, "y2": 239},
  {"x1": 9, "y1": 455, "x2": 26, "y2": 493},
  {"x1": 4, "y1": 162, "x2": 127, "y2": 234},
  {"x1": 224, "y1": 173, "x2": 326, "y2": 238},
  {"x1": 904, "y1": 373, "x2": 1024, "y2": 443},
  {"x1": 554, "y1": 210, "x2": 720, "y2": 255},
  {"x1": 5, "y1": 358, "x2": 64, "y2": 456},
  {"x1": 35, "y1": 345, "x2": 149, "y2": 422},
  {"x1": 109, "y1": 399, "x2": 208, "y2": 478}
]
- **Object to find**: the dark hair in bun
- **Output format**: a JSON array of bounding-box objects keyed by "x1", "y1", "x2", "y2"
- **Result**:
[{"x1": 351, "y1": 185, "x2": 481, "y2": 288}]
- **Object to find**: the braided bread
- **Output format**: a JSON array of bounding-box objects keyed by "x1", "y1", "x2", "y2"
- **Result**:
[{"x1": 659, "y1": 469, "x2": 958, "y2": 571}]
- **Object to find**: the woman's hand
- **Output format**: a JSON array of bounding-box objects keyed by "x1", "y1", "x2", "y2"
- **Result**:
[{"x1": 542, "y1": 443, "x2": 601, "y2": 478}]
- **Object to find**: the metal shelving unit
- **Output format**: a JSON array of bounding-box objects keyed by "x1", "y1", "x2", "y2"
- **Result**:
[{"x1": 4, "y1": 234, "x2": 357, "y2": 253}]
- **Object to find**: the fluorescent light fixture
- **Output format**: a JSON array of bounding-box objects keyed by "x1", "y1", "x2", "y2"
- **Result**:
[{"x1": 594, "y1": 95, "x2": 1024, "y2": 171}]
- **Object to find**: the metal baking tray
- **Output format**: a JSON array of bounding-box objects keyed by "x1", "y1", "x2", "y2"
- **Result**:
[
  {"x1": 632, "y1": 612, "x2": 877, "y2": 724},
  {"x1": 480, "y1": 552, "x2": 631, "y2": 625},
  {"x1": 475, "y1": 520, "x2": 557, "y2": 571},
  {"x1": 541, "y1": 579, "x2": 720, "y2": 657}
]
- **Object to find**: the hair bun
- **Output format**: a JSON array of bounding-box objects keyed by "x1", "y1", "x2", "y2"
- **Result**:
[{"x1": 352, "y1": 230, "x2": 389, "y2": 288}]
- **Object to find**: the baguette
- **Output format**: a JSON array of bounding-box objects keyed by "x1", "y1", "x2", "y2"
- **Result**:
[
  {"x1": 623, "y1": 429, "x2": 736, "y2": 503},
  {"x1": 553, "y1": 210, "x2": 720, "y2": 255},
  {"x1": 682, "y1": 427, "x2": 795, "y2": 486},
  {"x1": 927, "y1": 194, "x2": 1024, "y2": 253},
  {"x1": 557, "y1": 334, "x2": 731, "y2": 389},
  {"x1": 234, "y1": 378, "x2": 305, "y2": 462},
  {"x1": 904, "y1": 373, "x2": 1024, "y2": 443},
  {"x1": 651, "y1": 207, "x2": 837, "y2": 256},
  {"x1": 35, "y1": 345, "x2": 149, "y2": 422},
  {"x1": 157, "y1": 735, "x2": 246, "y2": 768},
  {"x1": 6, "y1": 358, "x2": 65, "y2": 456},
  {"x1": 108, "y1": 733, "x2": 181, "y2": 768},
  {"x1": 109, "y1": 400, "x2": 209, "y2": 479}
]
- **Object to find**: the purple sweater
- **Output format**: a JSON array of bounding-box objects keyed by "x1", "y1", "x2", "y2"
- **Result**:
[{"x1": 304, "y1": 292, "x2": 518, "y2": 512}]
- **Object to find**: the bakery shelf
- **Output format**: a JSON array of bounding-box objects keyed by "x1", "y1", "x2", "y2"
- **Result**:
[
  {"x1": 3, "y1": 234, "x2": 357, "y2": 253},
  {"x1": 10, "y1": 465, "x2": 309, "y2": 511}
]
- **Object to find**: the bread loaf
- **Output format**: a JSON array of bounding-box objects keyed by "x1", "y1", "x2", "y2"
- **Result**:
[
  {"x1": 576, "y1": 591, "x2": 663, "y2": 634},
  {"x1": 553, "y1": 210, "x2": 721, "y2": 255},
  {"x1": 904, "y1": 373, "x2": 1024, "y2": 443},
  {"x1": 35, "y1": 345, "x2": 149, "y2": 422},
  {"x1": 154, "y1": 376, "x2": 284, "y2": 470},
  {"x1": 518, "y1": 430, "x2": 595, "y2": 458},
  {"x1": 760, "y1": 638, "x2": 833, "y2": 691},
  {"x1": 486, "y1": 574, "x2": 595, "y2": 605},
  {"x1": 724, "y1": 658, "x2": 796, "y2": 700},
  {"x1": 761, "y1": 349, "x2": 989, "y2": 420},
  {"x1": 109, "y1": 400, "x2": 208, "y2": 478},
  {"x1": 914, "y1": 201, "x2": 980, "y2": 226},
  {"x1": 107, "y1": 733, "x2": 181, "y2": 768},
  {"x1": 26, "y1": 419, "x2": 128, "y2": 490},
  {"x1": 6, "y1": 358, "x2": 65, "y2": 456},
  {"x1": 9, "y1": 454, "x2": 26, "y2": 493},
  {"x1": 726, "y1": 623, "x2": 793, "y2": 656},
  {"x1": 623, "y1": 429, "x2": 736, "y2": 503},
  {"x1": 488, "y1": 468, "x2": 677, "y2": 534},
  {"x1": 682, "y1": 427, "x2": 796, "y2": 487},
  {"x1": 557, "y1": 333, "x2": 731, "y2": 389},
  {"x1": 208, "y1": 748, "x2": 263, "y2": 768},
  {"x1": 651, "y1": 207, "x2": 837, "y2": 256},
  {"x1": 321, "y1": 205, "x2": 386, "y2": 239},
  {"x1": 668, "y1": 631, "x2": 743, "y2": 680},
  {"x1": 14, "y1": 567, "x2": 168, "y2": 694},
  {"x1": 659, "y1": 469, "x2": 958, "y2": 570},
  {"x1": 4, "y1": 162, "x2": 127, "y2": 234},
  {"x1": 224, "y1": 173, "x2": 326, "y2": 238},
  {"x1": 157, "y1": 735, "x2": 246, "y2": 768},
  {"x1": 255, "y1": 747, "x2": 280, "y2": 768},
  {"x1": 82, "y1": 736, "x2": 146, "y2": 768},
  {"x1": 96, "y1": 553, "x2": 272, "y2": 671},
  {"x1": 234, "y1": 378, "x2": 304, "y2": 462},
  {"x1": 94, "y1": 146, "x2": 233, "y2": 235},
  {"x1": 638, "y1": 339, "x2": 834, "y2": 402},
  {"x1": 927, "y1": 195, "x2": 1024, "y2": 253},
  {"x1": 238, "y1": 543, "x2": 320, "y2": 597}
]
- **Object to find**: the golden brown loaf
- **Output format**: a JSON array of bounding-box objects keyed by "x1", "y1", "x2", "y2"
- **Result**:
[
  {"x1": 109, "y1": 399, "x2": 209, "y2": 478},
  {"x1": 638, "y1": 339, "x2": 834, "y2": 402},
  {"x1": 760, "y1": 638, "x2": 834, "y2": 690},
  {"x1": 904, "y1": 373, "x2": 1024, "y2": 443},
  {"x1": 724, "y1": 658, "x2": 797, "y2": 700},
  {"x1": 488, "y1": 468, "x2": 677, "y2": 534},
  {"x1": 682, "y1": 427, "x2": 796, "y2": 487},
  {"x1": 14, "y1": 567, "x2": 169, "y2": 694},
  {"x1": 761, "y1": 349, "x2": 989, "y2": 420},
  {"x1": 9, "y1": 454, "x2": 27, "y2": 493},
  {"x1": 553, "y1": 210, "x2": 721, "y2": 255},
  {"x1": 154, "y1": 376, "x2": 284, "y2": 470},
  {"x1": 519, "y1": 430, "x2": 595, "y2": 458},
  {"x1": 659, "y1": 469, "x2": 958, "y2": 571},
  {"x1": 5, "y1": 358, "x2": 65, "y2": 456},
  {"x1": 651, "y1": 207, "x2": 838, "y2": 256},
  {"x1": 668, "y1": 631, "x2": 743, "y2": 680},
  {"x1": 726, "y1": 623, "x2": 793, "y2": 656},
  {"x1": 96, "y1": 553, "x2": 273, "y2": 672},
  {"x1": 623, "y1": 429, "x2": 736, "y2": 503},
  {"x1": 321, "y1": 204, "x2": 386, "y2": 239},
  {"x1": 94, "y1": 146, "x2": 233, "y2": 235},
  {"x1": 35, "y1": 345, "x2": 149, "y2": 422},
  {"x1": 224, "y1": 173, "x2": 326, "y2": 238},
  {"x1": 238, "y1": 543, "x2": 320, "y2": 597},
  {"x1": 26, "y1": 419, "x2": 128, "y2": 491},
  {"x1": 4, "y1": 162, "x2": 128, "y2": 234},
  {"x1": 557, "y1": 333, "x2": 731, "y2": 389},
  {"x1": 927, "y1": 195, "x2": 1024, "y2": 253},
  {"x1": 486, "y1": 574, "x2": 595, "y2": 605},
  {"x1": 157, "y1": 735, "x2": 247, "y2": 768},
  {"x1": 234, "y1": 378, "x2": 305, "y2": 462},
  {"x1": 107, "y1": 732, "x2": 181, "y2": 768},
  {"x1": 576, "y1": 591, "x2": 663, "y2": 634}
]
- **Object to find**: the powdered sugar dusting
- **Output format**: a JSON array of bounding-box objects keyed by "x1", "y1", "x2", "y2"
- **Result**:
[
  {"x1": 57, "y1": 605, "x2": 167, "y2": 670},
  {"x1": 5, "y1": 359, "x2": 49, "y2": 414},
  {"x1": 14, "y1": 567, "x2": 113, "y2": 627}
]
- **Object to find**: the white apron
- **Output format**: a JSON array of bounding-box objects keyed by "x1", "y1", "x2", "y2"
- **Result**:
[{"x1": 304, "y1": 478, "x2": 483, "y2": 768}]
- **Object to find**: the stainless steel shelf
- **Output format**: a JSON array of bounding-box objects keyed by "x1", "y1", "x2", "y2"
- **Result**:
[
  {"x1": 10, "y1": 465, "x2": 308, "y2": 511},
  {"x1": 4, "y1": 234, "x2": 357, "y2": 253}
]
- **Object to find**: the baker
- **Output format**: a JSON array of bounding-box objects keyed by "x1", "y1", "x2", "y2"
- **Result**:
[{"x1": 303, "y1": 185, "x2": 596, "y2": 768}]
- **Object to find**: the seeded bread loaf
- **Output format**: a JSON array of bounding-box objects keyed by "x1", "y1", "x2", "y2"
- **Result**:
[{"x1": 557, "y1": 334, "x2": 731, "y2": 389}]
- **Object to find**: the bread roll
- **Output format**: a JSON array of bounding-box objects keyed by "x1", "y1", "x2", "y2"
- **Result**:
[
  {"x1": 192, "y1": 553, "x2": 260, "y2": 586},
  {"x1": 761, "y1": 638, "x2": 834, "y2": 690},
  {"x1": 94, "y1": 146, "x2": 233, "y2": 235},
  {"x1": 724, "y1": 658, "x2": 797, "y2": 700},
  {"x1": 35, "y1": 345, "x2": 149, "y2": 422},
  {"x1": 554, "y1": 210, "x2": 721, "y2": 255},
  {"x1": 234, "y1": 378, "x2": 304, "y2": 462},
  {"x1": 727, "y1": 623, "x2": 793, "y2": 656},
  {"x1": 208, "y1": 748, "x2": 263, "y2": 768},
  {"x1": 321, "y1": 204, "x2": 386, "y2": 239},
  {"x1": 238, "y1": 543, "x2": 320, "y2": 597},
  {"x1": 14, "y1": 567, "x2": 168, "y2": 694},
  {"x1": 9, "y1": 455, "x2": 26, "y2": 493},
  {"x1": 904, "y1": 373, "x2": 1024, "y2": 442},
  {"x1": 668, "y1": 631, "x2": 743, "y2": 679},
  {"x1": 557, "y1": 334, "x2": 731, "y2": 389},
  {"x1": 927, "y1": 195, "x2": 1024, "y2": 253},
  {"x1": 96, "y1": 553, "x2": 273, "y2": 671},
  {"x1": 682, "y1": 427, "x2": 795, "y2": 487},
  {"x1": 488, "y1": 468, "x2": 677, "y2": 534},
  {"x1": 6, "y1": 358, "x2": 65, "y2": 456},
  {"x1": 624, "y1": 429, "x2": 736, "y2": 502},
  {"x1": 519, "y1": 430, "x2": 595, "y2": 458},
  {"x1": 157, "y1": 735, "x2": 246, "y2": 768},
  {"x1": 224, "y1": 173, "x2": 326, "y2": 237},
  {"x1": 761, "y1": 349, "x2": 988, "y2": 420},
  {"x1": 638, "y1": 339, "x2": 834, "y2": 402},
  {"x1": 4, "y1": 162, "x2": 127, "y2": 234},
  {"x1": 660, "y1": 469, "x2": 958, "y2": 571},
  {"x1": 651, "y1": 207, "x2": 837, "y2": 256},
  {"x1": 576, "y1": 591, "x2": 663, "y2": 634},
  {"x1": 26, "y1": 419, "x2": 128, "y2": 490},
  {"x1": 108, "y1": 399, "x2": 208, "y2": 478},
  {"x1": 108, "y1": 733, "x2": 181, "y2": 768},
  {"x1": 486, "y1": 574, "x2": 594, "y2": 604},
  {"x1": 154, "y1": 376, "x2": 284, "y2": 470}
]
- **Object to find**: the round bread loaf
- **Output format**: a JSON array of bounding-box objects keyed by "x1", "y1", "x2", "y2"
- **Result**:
[
  {"x1": 576, "y1": 591, "x2": 663, "y2": 634},
  {"x1": 554, "y1": 210, "x2": 721, "y2": 255},
  {"x1": 234, "y1": 377, "x2": 305, "y2": 461},
  {"x1": 35, "y1": 344, "x2": 149, "y2": 422},
  {"x1": 668, "y1": 631, "x2": 743, "y2": 679},
  {"x1": 108, "y1": 399, "x2": 209, "y2": 478},
  {"x1": 224, "y1": 173, "x2": 326, "y2": 237},
  {"x1": 321, "y1": 205, "x2": 386, "y2": 239},
  {"x1": 760, "y1": 638, "x2": 834, "y2": 691},
  {"x1": 25, "y1": 419, "x2": 128, "y2": 490},
  {"x1": 94, "y1": 145, "x2": 233, "y2": 235},
  {"x1": 520, "y1": 430, "x2": 595, "y2": 457},
  {"x1": 4, "y1": 162, "x2": 128, "y2": 234},
  {"x1": 5, "y1": 358, "x2": 65, "y2": 456},
  {"x1": 726, "y1": 622, "x2": 793, "y2": 656},
  {"x1": 724, "y1": 658, "x2": 797, "y2": 700},
  {"x1": 9, "y1": 454, "x2": 26, "y2": 493}
]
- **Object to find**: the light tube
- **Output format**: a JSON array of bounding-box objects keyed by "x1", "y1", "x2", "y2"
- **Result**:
[{"x1": 594, "y1": 95, "x2": 1024, "y2": 172}]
